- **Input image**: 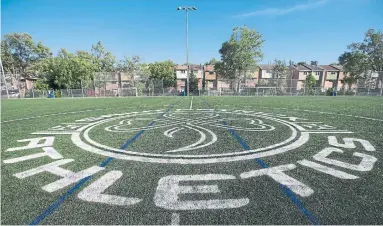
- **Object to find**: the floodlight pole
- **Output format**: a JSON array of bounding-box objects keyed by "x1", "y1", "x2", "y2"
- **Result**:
[
  {"x1": 178, "y1": 6, "x2": 197, "y2": 97},
  {"x1": 186, "y1": 9, "x2": 189, "y2": 97}
]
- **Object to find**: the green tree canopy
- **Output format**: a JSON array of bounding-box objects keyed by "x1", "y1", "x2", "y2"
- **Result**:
[
  {"x1": 1, "y1": 33, "x2": 52, "y2": 76},
  {"x1": 216, "y1": 25, "x2": 264, "y2": 92},
  {"x1": 305, "y1": 73, "x2": 317, "y2": 89},
  {"x1": 339, "y1": 29, "x2": 383, "y2": 78},
  {"x1": 148, "y1": 60, "x2": 176, "y2": 88},
  {"x1": 91, "y1": 41, "x2": 116, "y2": 72},
  {"x1": 188, "y1": 71, "x2": 199, "y2": 93}
]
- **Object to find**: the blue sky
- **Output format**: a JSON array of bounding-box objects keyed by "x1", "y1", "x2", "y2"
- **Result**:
[{"x1": 2, "y1": 0, "x2": 383, "y2": 65}]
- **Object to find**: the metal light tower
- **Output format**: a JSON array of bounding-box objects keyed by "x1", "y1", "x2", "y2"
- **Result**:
[{"x1": 177, "y1": 6, "x2": 197, "y2": 96}]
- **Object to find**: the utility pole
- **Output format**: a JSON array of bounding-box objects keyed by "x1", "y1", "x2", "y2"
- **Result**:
[{"x1": 177, "y1": 6, "x2": 197, "y2": 96}]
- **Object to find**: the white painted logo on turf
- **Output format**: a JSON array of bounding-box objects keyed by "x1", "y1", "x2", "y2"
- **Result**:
[
  {"x1": 2, "y1": 108, "x2": 380, "y2": 217},
  {"x1": 26, "y1": 109, "x2": 355, "y2": 164}
]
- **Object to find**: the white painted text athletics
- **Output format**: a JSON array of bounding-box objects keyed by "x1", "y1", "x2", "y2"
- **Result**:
[{"x1": 3, "y1": 136, "x2": 377, "y2": 210}]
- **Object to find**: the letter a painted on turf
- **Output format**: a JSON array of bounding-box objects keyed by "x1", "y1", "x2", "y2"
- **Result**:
[
  {"x1": 154, "y1": 174, "x2": 249, "y2": 210},
  {"x1": 78, "y1": 171, "x2": 142, "y2": 206},
  {"x1": 3, "y1": 147, "x2": 63, "y2": 164},
  {"x1": 240, "y1": 164, "x2": 314, "y2": 197},
  {"x1": 6, "y1": 137, "x2": 55, "y2": 152}
]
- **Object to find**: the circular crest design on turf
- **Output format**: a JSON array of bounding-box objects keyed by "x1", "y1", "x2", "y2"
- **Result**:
[{"x1": 31, "y1": 109, "x2": 353, "y2": 164}]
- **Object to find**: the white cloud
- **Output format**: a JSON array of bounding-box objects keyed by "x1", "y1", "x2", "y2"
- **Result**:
[{"x1": 233, "y1": 0, "x2": 329, "y2": 17}]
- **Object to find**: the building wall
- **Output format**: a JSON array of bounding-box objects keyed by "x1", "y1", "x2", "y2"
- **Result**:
[
  {"x1": 325, "y1": 72, "x2": 338, "y2": 80},
  {"x1": 260, "y1": 69, "x2": 273, "y2": 79},
  {"x1": 176, "y1": 70, "x2": 188, "y2": 79},
  {"x1": 204, "y1": 71, "x2": 217, "y2": 81},
  {"x1": 176, "y1": 69, "x2": 203, "y2": 80},
  {"x1": 298, "y1": 71, "x2": 322, "y2": 81},
  {"x1": 252, "y1": 70, "x2": 259, "y2": 79}
]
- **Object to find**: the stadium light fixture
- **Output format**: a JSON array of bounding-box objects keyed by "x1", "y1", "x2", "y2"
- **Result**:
[{"x1": 177, "y1": 6, "x2": 197, "y2": 96}]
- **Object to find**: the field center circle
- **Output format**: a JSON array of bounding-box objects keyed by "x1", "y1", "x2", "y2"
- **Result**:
[{"x1": 73, "y1": 109, "x2": 308, "y2": 164}]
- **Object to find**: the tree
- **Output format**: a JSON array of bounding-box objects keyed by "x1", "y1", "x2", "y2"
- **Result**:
[
  {"x1": 272, "y1": 59, "x2": 289, "y2": 79},
  {"x1": 117, "y1": 55, "x2": 141, "y2": 87},
  {"x1": 305, "y1": 72, "x2": 317, "y2": 93},
  {"x1": 148, "y1": 60, "x2": 176, "y2": 88},
  {"x1": 48, "y1": 49, "x2": 95, "y2": 89},
  {"x1": 188, "y1": 71, "x2": 199, "y2": 93},
  {"x1": 343, "y1": 76, "x2": 356, "y2": 90},
  {"x1": 310, "y1": 61, "x2": 318, "y2": 66},
  {"x1": 91, "y1": 41, "x2": 116, "y2": 72},
  {"x1": 217, "y1": 26, "x2": 264, "y2": 92},
  {"x1": 205, "y1": 58, "x2": 219, "y2": 65},
  {"x1": 1, "y1": 33, "x2": 52, "y2": 91},
  {"x1": 338, "y1": 29, "x2": 383, "y2": 88},
  {"x1": 272, "y1": 59, "x2": 290, "y2": 93},
  {"x1": 139, "y1": 63, "x2": 151, "y2": 80},
  {"x1": 297, "y1": 62, "x2": 306, "y2": 66}
]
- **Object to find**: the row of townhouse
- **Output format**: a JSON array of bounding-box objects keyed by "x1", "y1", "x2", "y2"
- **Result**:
[
  {"x1": 174, "y1": 63, "x2": 353, "y2": 92},
  {"x1": 247, "y1": 64, "x2": 351, "y2": 90},
  {"x1": 174, "y1": 64, "x2": 218, "y2": 92},
  {"x1": 175, "y1": 63, "x2": 383, "y2": 92}
]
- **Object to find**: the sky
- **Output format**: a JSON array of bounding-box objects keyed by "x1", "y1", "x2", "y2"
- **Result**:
[{"x1": 2, "y1": 0, "x2": 383, "y2": 65}]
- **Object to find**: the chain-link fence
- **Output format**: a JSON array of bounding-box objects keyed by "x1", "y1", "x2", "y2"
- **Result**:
[{"x1": 2, "y1": 73, "x2": 383, "y2": 98}]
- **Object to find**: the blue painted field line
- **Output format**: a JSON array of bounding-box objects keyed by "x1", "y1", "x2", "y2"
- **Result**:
[
  {"x1": 29, "y1": 104, "x2": 176, "y2": 225},
  {"x1": 201, "y1": 97, "x2": 319, "y2": 225}
]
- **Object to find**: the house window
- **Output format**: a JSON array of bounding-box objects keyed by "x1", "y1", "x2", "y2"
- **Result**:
[
  {"x1": 266, "y1": 70, "x2": 272, "y2": 73},
  {"x1": 181, "y1": 70, "x2": 186, "y2": 73},
  {"x1": 315, "y1": 72, "x2": 320, "y2": 75},
  {"x1": 330, "y1": 72, "x2": 336, "y2": 74},
  {"x1": 209, "y1": 71, "x2": 214, "y2": 75},
  {"x1": 303, "y1": 72, "x2": 308, "y2": 75}
]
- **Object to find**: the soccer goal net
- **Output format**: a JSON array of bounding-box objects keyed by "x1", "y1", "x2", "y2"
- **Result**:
[{"x1": 118, "y1": 87, "x2": 138, "y2": 97}]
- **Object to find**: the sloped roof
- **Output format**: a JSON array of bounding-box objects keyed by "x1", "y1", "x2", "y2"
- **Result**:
[
  {"x1": 204, "y1": 65, "x2": 215, "y2": 71},
  {"x1": 175, "y1": 65, "x2": 188, "y2": 70},
  {"x1": 329, "y1": 64, "x2": 344, "y2": 71},
  {"x1": 292, "y1": 65, "x2": 311, "y2": 71},
  {"x1": 320, "y1": 65, "x2": 340, "y2": 71},
  {"x1": 258, "y1": 64, "x2": 274, "y2": 70},
  {"x1": 304, "y1": 65, "x2": 324, "y2": 71},
  {"x1": 175, "y1": 64, "x2": 202, "y2": 71}
]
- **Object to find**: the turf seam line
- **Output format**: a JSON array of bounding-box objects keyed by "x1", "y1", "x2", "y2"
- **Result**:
[
  {"x1": 28, "y1": 102, "x2": 178, "y2": 225},
  {"x1": 200, "y1": 97, "x2": 320, "y2": 225}
]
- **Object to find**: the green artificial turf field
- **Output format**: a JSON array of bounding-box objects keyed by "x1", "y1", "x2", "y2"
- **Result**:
[{"x1": 1, "y1": 96, "x2": 383, "y2": 225}]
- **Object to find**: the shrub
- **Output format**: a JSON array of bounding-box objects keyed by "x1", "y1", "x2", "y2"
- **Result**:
[{"x1": 54, "y1": 90, "x2": 62, "y2": 98}]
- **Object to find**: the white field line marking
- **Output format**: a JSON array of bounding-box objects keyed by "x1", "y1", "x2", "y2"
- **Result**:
[
  {"x1": 189, "y1": 96, "x2": 194, "y2": 109},
  {"x1": 171, "y1": 213, "x2": 180, "y2": 225},
  {"x1": 2, "y1": 104, "x2": 174, "y2": 123},
  {"x1": 1, "y1": 108, "x2": 113, "y2": 123},
  {"x1": 169, "y1": 128, "x2": 184, "y2": 137},
  {"x1": 222, "y1": 106, "x2": 383, "y2": 122}
]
